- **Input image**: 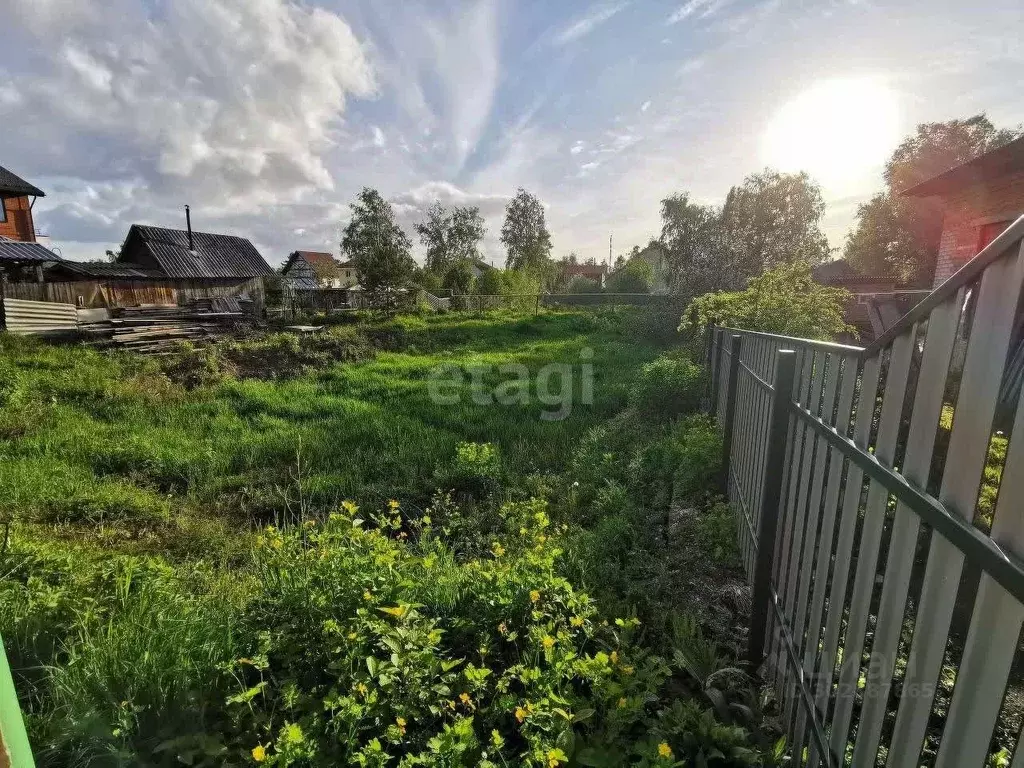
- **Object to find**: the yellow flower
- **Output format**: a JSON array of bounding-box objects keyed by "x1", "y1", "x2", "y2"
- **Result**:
[
  {"x1": 492, "y1": 542, "x2": 506, "y2": 557},
  {"x1": 617, "y1": 697, "x2": 627, "y2": 708},
  {"x1": 570, "y1": 615, "x2": 585, "y2": 628},
  {"x1": 363, "y1": 590, "x2": 373, "y2": 601},
  {"x1": 658, "y1": 742, "x2": 673, "y2": 759},
  {"x1": 530, "y1": 590, "x2": 541, "y2": 603},
  {"x1": 347, "y1": 632, "x2": 358, "y2": 640},
  {"x1": 515, "y1": 702, "x2": 534, "y2": 722},
  {"x1": 388, "y1": 499, "x2": 400, "y2": 510},
  {"x1": 356, "y1": 682, "x2": 368, "y2": 696},
  {"x1": 622, "y1": 665, "x2": 634, "y2": 675},
  {"x1": 251, "y1": 744, "x2": 267, "y2": 762},
  {"x1": 396, "y1": 717, "x2": 407, "y2": 728},
  {"x1": 610, "y1": 650, "x2": 619, "y2": 665},
  {"x1": 542, "y1": 635, "x2": 555, "y2": 650},
  {"x1": 460, "y1": 692, "x2": 472, "y2": 705}
]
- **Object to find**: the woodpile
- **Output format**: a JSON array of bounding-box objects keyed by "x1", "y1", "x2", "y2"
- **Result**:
[{"x1": 80, "y1": 298, "x2": 257, "y2": 353}]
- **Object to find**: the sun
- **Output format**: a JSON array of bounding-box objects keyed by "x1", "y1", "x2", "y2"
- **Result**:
[{"x1": 761, "y1": 76, "x2": 901, "y2": 190}]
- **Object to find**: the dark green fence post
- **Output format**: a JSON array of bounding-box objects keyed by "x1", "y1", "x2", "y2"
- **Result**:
[
  {"x1": 720, "y1": 334, "x2": 743, "y2": 494},
  {"x1": 710, "y1": 326, "x2": 725, "y2": 416},
  {"x1": 748, "y1": 348, "x2": 796, "y2": 670}
]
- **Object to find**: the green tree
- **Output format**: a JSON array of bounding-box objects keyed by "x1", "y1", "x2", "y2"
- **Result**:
[
  {"x1": 415, "y1": 202, "x2": 486, "y2": 273},
  {"x1": 606, "y1": 257, "x2": 653, "y2": 293},
  {"x1": 681, "y1": 261, "x2": 853, "y2": 341},
  {"x1": 341, "y1": 188, "x2": 416, "y2": 309},
  {"x1": 659, "y1": 195, "x2": 724, "y2": 297},
  {"x1": 845, "y1": 115, "x2": 1021, "y2": 283},
  {"x1": 500, "y1": 188, "x2": 552, "y2": 271},
  {"x1": 567, "y1": 275, "x2": 599, "y2": 294},
  {"x1": 475, "y1": 268, "x2": 504, "y2": 296},
  {"x1": 441, "y1": 260, "x2": 476, "y2": 296},
  {"x1": 720, "y1": 170, "x2": 831, "y2": 287}
]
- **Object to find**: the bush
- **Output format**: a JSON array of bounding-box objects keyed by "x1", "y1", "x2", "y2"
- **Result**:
[
  {"x1": 681, "y1": 261, "x2": 854, "y2": 341},
  {"x1": 629, "y1": 354, "x2": 705, "y2": 420}
]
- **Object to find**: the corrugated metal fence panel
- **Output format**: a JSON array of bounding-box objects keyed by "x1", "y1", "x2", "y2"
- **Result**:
[
  {"x1": 0, "y1": 298, "x2": 78, "y2": 335},
  {"x1": 711, "y1": 215, "x2": 1024, "y2": 768}
]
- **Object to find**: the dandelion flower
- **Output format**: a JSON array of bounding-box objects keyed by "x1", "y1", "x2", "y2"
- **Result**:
[
  {"x1": 530, "y1": 590, "x2": 541, "y2": 603},
  {"x1": 658, "y1": 742, "x2": 673, "y2": 758},
  {"x1": 388, "y1": 499, "x2": 400, "y2": 510},
  {"x1": 542, "y1": 635, "x2": 555, "y2": 650},
  {"x1": 570, "y1": 616, "x2": 585, "y2": 627},
  {"x1": 252, "y1": 744, "x2": 267, "y2": 762}
]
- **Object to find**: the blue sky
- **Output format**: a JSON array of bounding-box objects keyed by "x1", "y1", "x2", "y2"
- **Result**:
[{"x1": 1, "y1": 0, "x2": 1021, "y2": 266}]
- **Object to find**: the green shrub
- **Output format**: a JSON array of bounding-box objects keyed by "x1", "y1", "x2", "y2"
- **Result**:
[{"x1": 629, "y1": 354, "x2": 704, "y2": 420}]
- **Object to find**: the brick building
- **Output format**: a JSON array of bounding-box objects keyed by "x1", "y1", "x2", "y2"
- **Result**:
[
  {"x1": 0, "y1": 164, "x2": 45, "y2": 243},
  {"x1": 904, "y1": 135, "x2": 1024, "y2": 287}
]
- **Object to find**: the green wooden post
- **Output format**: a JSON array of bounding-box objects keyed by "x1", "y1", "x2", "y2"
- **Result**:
[
  {"x1": 748, "y1": 349, "x2": 796, "y2": 670},
  {"x1": 0, "y1": 633, "x2": 34, "y2": 767}
]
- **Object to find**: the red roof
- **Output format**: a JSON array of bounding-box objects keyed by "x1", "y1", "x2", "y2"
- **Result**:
[{"x1": 294, "y1": 251, "x2": 337, "y2": 269}]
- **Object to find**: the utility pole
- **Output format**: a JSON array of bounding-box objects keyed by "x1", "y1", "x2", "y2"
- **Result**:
[{"x1": 608, "y1": 233, "x2": 613, "y2": 269}]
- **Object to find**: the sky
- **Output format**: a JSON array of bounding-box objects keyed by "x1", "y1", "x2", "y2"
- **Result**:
[{"x1": 1, "y1": 0, "x2": 1021, "y2": 267}]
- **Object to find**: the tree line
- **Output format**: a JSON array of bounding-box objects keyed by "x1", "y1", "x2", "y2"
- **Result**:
[
  {"x1": 340, "y1": 113, "x2": 1020, "y2": 310},
  {"x1": 655, "y1": 114, "x2": 1021, "y2": 301}
]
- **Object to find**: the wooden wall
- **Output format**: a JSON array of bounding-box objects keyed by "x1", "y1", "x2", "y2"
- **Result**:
[
  {"x1": 2, "y1": 277, "x2": 265, "y2": 310},
  {"x1": 0, "y1": 196, "x2": 35, "y2": 242}
]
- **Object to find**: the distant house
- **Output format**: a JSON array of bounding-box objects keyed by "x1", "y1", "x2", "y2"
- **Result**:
[
  {"x1": 42, "y1": 222, "x2": 273, "y2": 309},
  {"x1": 812, "y1": 259, "x2": 924, "y2": 342},
  {"x1": 0, "y1": 164, "x2": 45, "y2": 243},
  {"x1": 561, "y1": 262, "x2": 607, "y2": 288},
  {"x1": 468, "y1": 259, "x2": 496, "y2": 279},
  {"x1": 282, "y1": 250, "x2": 357, "y2": 289},
  {"x1": 903, "y1": 135, "x2": 1024, "y2": 287}
]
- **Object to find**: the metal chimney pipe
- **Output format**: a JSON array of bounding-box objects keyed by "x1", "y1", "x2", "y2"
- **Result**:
[{"x1": 185, "y1": 205, "x2": 194, "y2": 250}]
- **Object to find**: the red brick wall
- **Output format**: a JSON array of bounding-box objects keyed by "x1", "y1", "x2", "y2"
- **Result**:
[
  {"x1": 0, "y1": 195, "x2": 36, "y2": 242},
  {"x1": 933, "y1": 168, "x2": 1024, "y2": 287}
]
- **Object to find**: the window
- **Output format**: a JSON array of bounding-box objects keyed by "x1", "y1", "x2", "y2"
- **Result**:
[
  {"x1": 0, "y1": 198, "x2": 7, "y2": 224},
  {"x1": 977, "y1": 220, "x2": 1014, "y2": 253}
]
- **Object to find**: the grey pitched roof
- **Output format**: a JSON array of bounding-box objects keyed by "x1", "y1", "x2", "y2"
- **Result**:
[
  {"x1": 903, "y1": 136, "x2": 1024, "y2": 198},
  {"x1": 49, "y1": 260, "x2": 164, "y2": 279},
  {"x1": 0, "y1": 165, "x2": 45, "y2": 197},
  {"x1": 0, "y1": 237, "x2": 61, "y2": 263},
  {"x1": 125, "y1": 224, "x2": 272, "y2": 279}
]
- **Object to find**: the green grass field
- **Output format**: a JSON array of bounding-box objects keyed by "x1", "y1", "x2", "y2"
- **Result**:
[{"x1": 0, "y1": 309, "x2": 762, "y2": 767}]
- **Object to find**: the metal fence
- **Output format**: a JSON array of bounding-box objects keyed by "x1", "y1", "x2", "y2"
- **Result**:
[
  {"x1": 0, "y1": 297, "x2": 78, "y2": 335},
  {"x1": 708, "y1": 214, "x2": 1024, "y2": 767}
]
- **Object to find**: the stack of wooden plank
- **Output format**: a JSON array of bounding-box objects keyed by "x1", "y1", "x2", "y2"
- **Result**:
[{"x1": 80, "y1": 300, "x2": 254, "y2": 353}]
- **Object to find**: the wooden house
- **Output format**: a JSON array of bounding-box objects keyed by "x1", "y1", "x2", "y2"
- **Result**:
[{"x1": 0, "y1": 165, "x2": 44, "y2": 243}]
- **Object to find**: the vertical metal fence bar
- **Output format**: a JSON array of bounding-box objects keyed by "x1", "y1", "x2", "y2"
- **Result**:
[
  {"x1": 749, "y1": 349, "x2": 797, "y2": 670},
  {"x1": 887, "y1": 241, "x2": 1024, "y2": 768},
  {"x1": 828, "y1": 329, "x2": 916, "y2": 759},
  {"x1": 803, "y1": 354, "x2": 860, "y2": 768},
  {"x1": 712, "y1": 328, "x2": 725, "y2": 418},
  {"x1": 813, "y1": 357, "x2": 880, "y2": 728},
  {"x1": 774, "y1": 346, "x2": 813, "y2": 693},
  {"x1": 782, "y1": 352, "x2": 827, "y2": 730},
  {"x1": 935, "y1": 374, "x2": 1024, "y2": 766},
  {"x1": 851, "y1": 293, "x2": 963, "y2": 766},
  {"x1": 791, "y1": 353, "x2": 843, "y2": 752}
]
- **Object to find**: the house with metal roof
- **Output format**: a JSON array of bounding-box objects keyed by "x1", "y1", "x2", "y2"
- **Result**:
[
  {"x1": 0, "y1": 164, "x2": 45, "y2": 244},
  {"x1": 282, "y1": 250, "x2": 357, "y2": 289},
  {"x1": 903, "y1": 135, "x2": 1024, "y2": 288}
]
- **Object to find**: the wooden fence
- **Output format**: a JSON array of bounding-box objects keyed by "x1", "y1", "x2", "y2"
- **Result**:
[
  {"x1": 2, "y1": 278, "x2": 264, "y2": 309},
  {"x1": 708, "y1": 214, "x2": 1024, "y2": 766}
]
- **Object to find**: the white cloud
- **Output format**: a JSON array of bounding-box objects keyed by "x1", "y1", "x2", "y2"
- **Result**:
[
  {"x1": 555, "y1": 2, "x2": 630, "y2": 45},
  {"x1": 570, "y1": 141, "x2": 586, "y2": 155},
  {"x1": 667, "y1": 0, "x2": 728, "y2": 24},
  {"x1": 640, "y1": 100, "x2": 652, "y2": 112},
  {"x1": 372, "y1": 126, "x2": 387, "y2": 148},
  {"x1": 2, "y1": 0, "x2": 375, "y2": 256}
]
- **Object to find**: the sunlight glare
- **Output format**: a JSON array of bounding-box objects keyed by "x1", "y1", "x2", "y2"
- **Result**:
[{"x1": 761, "y1": 76, "x2": 901, "y2": 190}]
